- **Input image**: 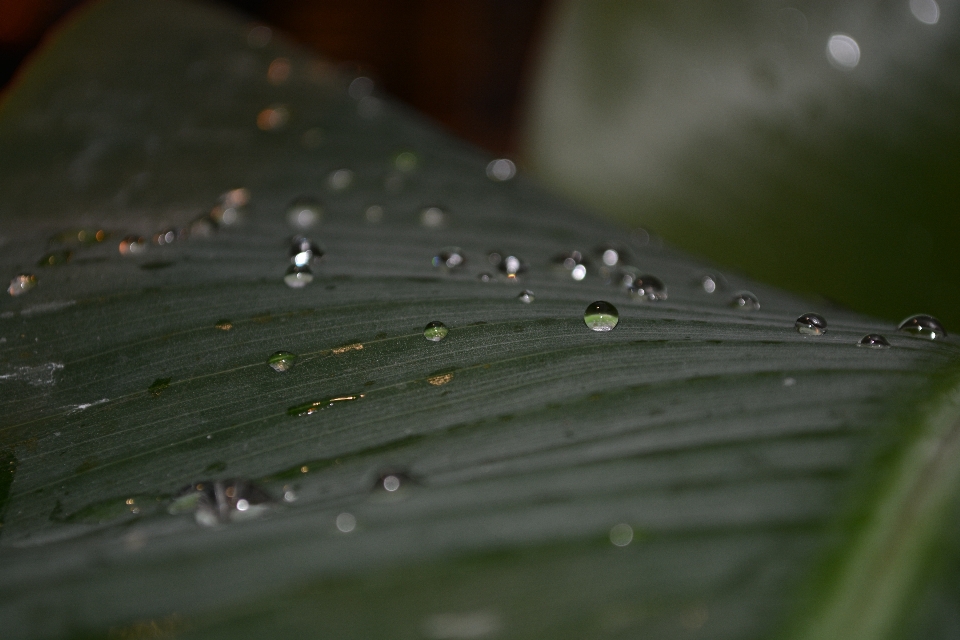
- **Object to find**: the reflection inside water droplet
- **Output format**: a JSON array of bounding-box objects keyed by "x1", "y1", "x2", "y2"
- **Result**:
[
  {"x1": 424, "y1": 321, "x2": 449, "y2": 342},
  {"x1": 898, "y1": 314, "x2": 946, "y2": 340},
  {"x1": 859, "y1": 334, "x2": 891, "y2": 349},
  {"x1": 584, "y1": 301, "x2": 619, "y2": 332},
  {"x1": 628, "y1": 275, "x2": 666, "y2": 301},
  {"x1": 433, "y1": 247, "x2": 465, "y2": 269},
  {"x1": 7, "y1": 273, "x2": 37, "y2": 296},
  {"x1": 284, "y1": 265, "x2": 314, "y2": 288},
  {"x1": 731, "y1": 291, "x2": 760, "y2": 310},
  {"x1": 795, "y1": 313, "x2": 827, "y2": 336},
  {"x1": 517, "y1": 290, "x2": 535, "y2": 304},
  {"x1": 268, "y1": 351, "x2": 298, "y2": 372}
]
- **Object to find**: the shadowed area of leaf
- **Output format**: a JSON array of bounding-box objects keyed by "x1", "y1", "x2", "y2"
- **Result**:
[{"x1": 0, "y1": 1, "x2": 959, "y2": 639}]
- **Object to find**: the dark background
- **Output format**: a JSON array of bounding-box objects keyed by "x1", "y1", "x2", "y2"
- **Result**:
[{"x1": 0, "y1": 0, "x2": 549, "y2": 155}]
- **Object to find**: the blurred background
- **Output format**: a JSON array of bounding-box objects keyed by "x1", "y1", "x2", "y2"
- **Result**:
[{"x1": 2, "y1": 0, "x2": 959, "y2": 329}]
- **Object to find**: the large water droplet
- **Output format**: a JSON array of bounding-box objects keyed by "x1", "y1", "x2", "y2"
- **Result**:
[
  {"x1": 731, "y1": 291, "x2": 760, "y2": 310},
  {"x1": 268, "y1": 351, "x2": 298, "y2": 372},
  {"x1": 284, "y1": 265, "x2": 314, "y2": 288},
  {"x1": 628, "y1": 275, "x2": 667, "y2": 301},
  {"x1": 420, "y1": 207, "x2": 446, "y2": 228},
  {"x1": 290, "y1": 236, "x2": 324, "y2": 266},
  {"x1": 898, "y1": 314, "x2": 946, "y2": 340},
  {"x1": 433, "y1": 247, "x2": 465, "y2": 270},
  {"x1": 7, "y1": 274, "x2": 37, "y2": 296},
  {"x1": 286, "y1": 197, "x2": 323, "y2": 229},
  {"x1": 517, "y1": 290, "x2": 535, "y2": 304},
  {"x1": 169, "y1": 479, "x2": 271, "y2": 526},
  {"x1": 795, "y1": 313, "x2": 827, "y2": 336},
  {"x1": 486, "y1": 158, "x2": 516, "y2": 181},
  {"x1": 424, "y1": 321, "x2": 449, "y2": 342},
  {"x1": 584, "y1": 301, "x2": 619, "y2": 332},
  {"x1": 859, "y1": 334, "x2": 891, "y2": 349}
]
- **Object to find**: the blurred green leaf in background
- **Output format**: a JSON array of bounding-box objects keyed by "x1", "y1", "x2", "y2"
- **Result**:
[{"x1": 0, "y1": 1, "x2": 959, "y2": 639}]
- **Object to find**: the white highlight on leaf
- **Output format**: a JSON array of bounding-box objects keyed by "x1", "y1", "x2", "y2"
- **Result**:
[{"x1": 0, "y1": 362, "x2": 64, "y2": 386}]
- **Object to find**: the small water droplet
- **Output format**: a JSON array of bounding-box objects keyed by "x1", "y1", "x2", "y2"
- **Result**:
[
  {"x1": 286, "y1": 196, "x2": 323, "y2": 229},
  {"x1": 382, "y1": 475, "x2": 401, "y2": 491},
  {"x1": 609, "y1": 523, "x2": 633, "y2": 546},
  {"x1": 336, "y1": 512, "x2": 356, "y2": 532},
  {"x1": 424, "y1": 321, "x2": 449, "y2": 342},
  {"x1": 597, "y1": 245, "x2": 622, "y2": 267},
  {"x1": 486, "y1": 158, "x2": 516, "y2": 181},
  {"x1": 284, "y1": 265, "x2": 314, "y2": 288},
  {"x1": 267, "y1": 57, "x2": 291, "y2": 85},
  {"x1": 393, "y1": 151, "x2": 419, "y2": 172},
  {"x1": 432, "y1": 247, "x2": 465, "y2": 270},
  {"x1": 148, "y1": 377, "x2": 172, "y2": 397},
  {"x1": 364, "y1": 205, "x2": 384, "y2": 224},
  {"x1": 701, "y1": 276, "x2": 717, "y2": 293},
  {"x1": 731, "y1": 291, "x2": 760, "y2": 310},
  {"x1": 287, "y1": 394, "x2": 362, "y2": 416},
  {"x1": 859, "y1": 334, "x2": 891, "y2": 349},
  {"x1": 584, "y1": 301, "x2": 619, "y2": 332},
  {"x1": 795, "y1": 313, "x2": 827, "y2": 336},
  {"x1": 517, "y1": 290, "x2": 535, "y2": 304},
  {"x1": 376, "y1": 471, "x2": 411, "y2": 493},
  {"x1": 420, "y1": 207, "x2": 446, "y2": 228},
  {"x1": 214, "y1": 319, "x2": 233, "y2": 331},
  {"x1": 7, "y1": 274, "x2": 37, "y2": 296},
  {"x1": 267, "y1": 351, "x2": 298, "y2": 372},
  {"x1": 118, "y1": 235, "x2": 147, "y2": 256},
  {"x1": 898, "y1": 314, "x2": 946, "y2": 340},
  {"x1": 290, "y1": 236, "x2": 324, "y2": 266},
  {"x1": 257, "y1": 104, "x2": 289, "y2": 131},
  {"x1": 628, "y1": 275, "x2": 667, "y2": 301},
  {"x1": 495, "y1": 254, "x2": 526, "y2": 277},
  {"x1": 169, "y1": 479, "x2": 271, "y2": 526},
  {"x1": 327, "y1": 169, "x2": 354, "y2": 191},
  {"x1": 477, "y1": 272, "x2": 494, "y2": 282}
]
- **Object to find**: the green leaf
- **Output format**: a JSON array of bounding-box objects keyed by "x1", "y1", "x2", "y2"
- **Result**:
[{"x1": 0, "y1": 1, "x2": 958, "y2": 639}]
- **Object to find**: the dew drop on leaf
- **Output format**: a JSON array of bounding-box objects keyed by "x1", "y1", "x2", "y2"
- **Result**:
[
  {"x1": 859, "y1": 334, "x2": 891, "y2": 349},
  {"x1": 7, "y1": 273, "x2": 37, "y2": 296},
  {"x1": 424, "y1": 321, "x2": 449, "y2": 342},
  {"x1": 795, "y1": 313, "x2": 827, "y2": 336},
  {"x1": 420, "y1": 207, "x2": 446, "y2": 228},
  {"x1": 553, "y1": 251, "x2": 588, "y2": 280},
  {"x1": 290, "y1": 236, "x2": 323, "y2": 266},
  {"x1": 364, "y1": 205, "x2": 384, "y2": 224},
  {"x1": 327, "y1": 169, "x2": 354, "y2": 191},
  {"x1": 701, "y1": 275, "x2": 717, "y2": 293},
  {"x1": 497, "y1": 254, "x2": 526, "y2": 278},
  {"x1": 284, "y1": 265, "x2": 314, "y2": 288},
  {"x1": 628, "y1": 275, "x2": 667, "y2": 301},
  {"x1": 609, "y1": 523, "x2": 633, "y2": 546},
  {"x1": 898, "y1": 314, "x2": 946, "y2": 340},
  {"x1": 584, "y1": 301, "x2": 619, "y2": 332},
  {"x1": 731, "y1": 291, "x2": 760, "y2": 310},
  {"x1": 517, "y1": 290, "x2": 535, "y2": 304},
  {"x1": 267, "y1": 351, "x2": 297, "y2": 372},
  {"x1": 336, "y1": 512, "x2": 356, "y2": 532},
  {"x1": 477, "y1": 272, "x2": 494, "y2": 282}
]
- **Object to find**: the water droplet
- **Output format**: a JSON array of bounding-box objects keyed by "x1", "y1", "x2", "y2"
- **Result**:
[
  {"x1": 267, "y1": 351, "x2": 298, "y2": 372},
  {"x1": 120, "y1": 236, "x2": 147, "y2": 256},
  {"x1": 37, "y1": 250, "x2": 72, "y2": 267},
  {"x1": 393, "y1": 151, "x2": 418, "y2": 172},
  {"x1": 700, "y1": 275, "x2": 718, "y2": 293},
  {"x1": 628, "y1": 275, "x2": 667, "y2": 301},
  {"x1": 148, "y1": 377, "x2": 172, "y2": 397},
  {"x1": 287, "y1": 394, "x2": 362, "y2": 417},
  {"x1": 731, "y1": 291, "x2": 760, "y2": 310},
  {"x1": 267, "y1": 57, "x2": 291, "y2": 85},
  {"x1": 284, "y1": 265, "x2": 314, "y2": 288},
  {"x1": 795, "y1": 313, "x2": 827, "y2": 336},
  {"x1": 169, "y1": 479, "x2": 271, "y2": 526},
  {"x1": 477, "y1": 272, "x2": 494, "y2": 282},
  {"x1": 382, "y1": 475, "x2": 401, "y2": 492},
  {"x1": 898, "y1": 314, "x2": 946, "y2": 340},
  {"x1": 552, "y1": 251, "x2": 588, "y2": 280},
  {"x1": 486, "y1": 158, "x2": 516, "y2": 181},
  {"x1": 495, "y1": 254, "x2": 526, "y2": 278},
  {"x1": 327, "y1": 169, "x2": 354, "y2": 191},
  {"x1": 286, "y1": 197, "x2": 323, "y2": 229},
  {"x1": 609, "y1": 523, "x2": 633, "y2": 547},
  {"x1": 376, "y1": 471, "x2": 411, "y2": 493},
  {"x1": 420, "y1": 207, "x2": 446, "y2": 228},
  {"x1": 433, "y1": 247, "x2": 465, "y2": 270},
  {"x1": 584, "y1": 301, "x2": 619, "y2": 332},
  {"x1": 257, "y1": 104, "x2": 289, "y2": 131},
  {"x1": 827, "y1": 33, "x2": 860, "y2": 69},
  {"x1": 7, "y1": 273, "x2": 37, "y2": 296},
  {"x1": 290, "y1": 236, "x2": 324, "y2": 266},
  {"x1": 348, "y1": 76, "x2": 374, "y2": 100},
  {"x1": 859, "y1": 334, "x2": 891, "y2": 349},
  {"x1": 214, "y1": 319, "x2": 233, "y2": 331},
  {"x1": 910, "y1": 0, "x2": 940, "y2": 25},
  {"x1": 595, "y1": 244, "x2": 623, "y2": 267},
  {"x1": 517, "y1": 290, "x2": 535, "y2": 304},
  {"x1": 336, "y1": 512, "x2": 356, "y2": 532},
  {"x1": 364, "y1": 205, "x2": 384, "y2": 224},
  {"x1": 424, "y1": 321, "x2": 449, "y2": 342},
  {"x1": 247, "y1": 25, "x2": 272, "y2": 48}
]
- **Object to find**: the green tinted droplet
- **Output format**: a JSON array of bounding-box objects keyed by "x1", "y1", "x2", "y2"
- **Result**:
[
  {"x1": 795, "y1": 313, "x2": 827, "y2": 336},
  {"x1": 898, "y1": 314, "x2": 946, "y2": 340},
  {"x1": 859, "y1": 334, "x2": 891, "y2": 348},
  {"x1": 584, "y1": 301, "x2": 619, "y2": 332},
  {"x1": 424, "y1": 321, "x2": 449, "y2": 342},
  {"x1": 268, "y1": 351, "x2": 298, "y2": 372},
  {"x1": 148, "y1": 378, "x2": 172, "y2": 396}
]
